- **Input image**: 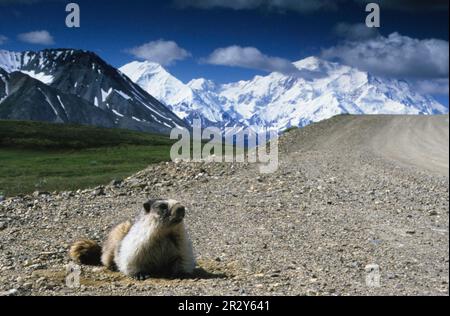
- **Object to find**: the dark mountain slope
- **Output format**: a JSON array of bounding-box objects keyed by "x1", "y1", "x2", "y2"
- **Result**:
[{"x1": 0, "y1": 49, "x2": 188, "y2": 134}]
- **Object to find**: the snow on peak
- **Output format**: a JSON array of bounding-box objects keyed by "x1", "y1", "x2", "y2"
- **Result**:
[
  {"x1": 0, "y1": 50, "x2": 56, "y2": 84},
  {"x1": 293, "y1": 56, "x2": 322, "y2": 70},
  {"x1": 123, "y1": 56, "x2": 449, "y2": 132},
  {"x1": 21, "y1": 70, "x2": 54, "y2": 85},
  {"x1": 0, "y1": 50, "x2": 22, "y2": 72},
  {"x1": 293, "y1": 56, "x2": 348, "y2": 75},
  {"x1": 119, "y1": 61, "x2": 165, "y2": 82},
  {"x1": 120, "y1": 61, "x2": 193, "y2": 110},
  {"x1": 188, "y1": 78, "x2": 217, "y2": 91}
]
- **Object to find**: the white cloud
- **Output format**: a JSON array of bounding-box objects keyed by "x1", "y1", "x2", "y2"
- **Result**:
[
  {"x1": 127, "y1": 40, "x2": 191, "y2": 66},
  {"x1": 204, "y1": 45, "x2": 324, "y2": 79},
  {"x1": 322, "y1": 32, "x2": 449, "y2": 79},
  {"x1": 174, "y1": 0, "x2": 338, "y2": 12},
  {"x1": 18, "y1": 30, "x2": 54, "y2": 45},
  {"x1": 0, "y1": 35, "x2": 8, "y2": 45},
  {"x1": 204, "y1": 46, "x2": 299, "y2": 74},
  {"x1": 414, "y1": 78, "x2": 449, "y2": 96}
]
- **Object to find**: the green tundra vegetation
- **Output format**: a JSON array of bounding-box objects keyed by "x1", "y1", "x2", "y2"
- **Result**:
[{"x1": 0, "y1": 120, "x2": 177, "y2": 197}]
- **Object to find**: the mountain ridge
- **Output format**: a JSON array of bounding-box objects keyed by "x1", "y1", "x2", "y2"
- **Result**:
[
  {"x1": 120, "y1": 56, "x2": 448, "y2": 133},
  {"x1": 0, "y1": 49, "x2": 187, "y2": 134},
  {"x1": 1, "y1": 48, "x2": 447, "y2": 135}
]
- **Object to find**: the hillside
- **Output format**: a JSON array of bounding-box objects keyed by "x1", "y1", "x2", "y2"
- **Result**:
[{"x1": 0, "y1": 120, "x2": 175, "y2": 150}]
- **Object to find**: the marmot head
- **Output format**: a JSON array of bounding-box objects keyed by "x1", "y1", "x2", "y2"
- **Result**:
[{"x1": 143, "y1": 199, "x2": 186, "y2": 227}]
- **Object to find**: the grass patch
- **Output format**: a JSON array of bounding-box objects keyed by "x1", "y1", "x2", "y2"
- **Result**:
[
  {"x1": 0, "y1": 120, "x2": 174, "y2": 150},
  {"x1": 0, "y1": 121, "x2": 176, "y2": 197}
]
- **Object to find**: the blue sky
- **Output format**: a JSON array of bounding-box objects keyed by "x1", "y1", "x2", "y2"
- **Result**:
[{"x1": 0, "y1": 0, "x2": 448, "y2": 105}]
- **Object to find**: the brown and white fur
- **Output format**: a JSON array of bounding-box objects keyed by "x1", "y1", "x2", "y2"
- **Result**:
[{"x1": 69, "y1": 199, "x2": 195, "y2": 280}]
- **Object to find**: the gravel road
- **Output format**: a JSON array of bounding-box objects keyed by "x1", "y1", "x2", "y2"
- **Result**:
[
  {"x1": 0, "y1": 115, "x2": 448, "y2": 296},
  {"x1": 371, "y1": 115, "x2": 449, "y2": 176}
]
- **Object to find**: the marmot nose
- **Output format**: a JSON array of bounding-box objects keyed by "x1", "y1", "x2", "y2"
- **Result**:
[{"x1": 172, "y1": 205, "x2": 186, "y2": 219}]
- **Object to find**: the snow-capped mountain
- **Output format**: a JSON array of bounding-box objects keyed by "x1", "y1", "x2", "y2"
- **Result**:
[
  {"x1": 0, "y1": 49, "x2": 187, "y2": 134},
  {"x1": 119, "y1": 61, "x2": 226, "y2": 127},
  {"x1": 120, "y1": 61, "x2": 192, "y2": 109},
  {"x1": 121, "y1": 57, "x2": 448, "y2": 133},
  {"x1": 0, "y1": 68, "x2": 119, "y2": 127}
]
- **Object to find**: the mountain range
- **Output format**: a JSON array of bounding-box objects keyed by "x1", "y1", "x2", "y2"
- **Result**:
[
  {"x1": 120, "y1": 57, "x2": 448, "y2": 133},
  {"x1": 0, "y1": 48, "x2": 447, "y2": 136},
  {"x1": 0, "y1": 49, "x2": 187, "y2": 134}
]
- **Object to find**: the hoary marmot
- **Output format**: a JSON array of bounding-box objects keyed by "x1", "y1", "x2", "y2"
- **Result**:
[{"x1": 69, "y1": 199, "x2": 196, "y2": 280}]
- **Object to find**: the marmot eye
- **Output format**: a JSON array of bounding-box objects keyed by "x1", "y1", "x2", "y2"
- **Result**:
[{"x1": 143, "y1": 202, "x2": 152, "y2": 213}]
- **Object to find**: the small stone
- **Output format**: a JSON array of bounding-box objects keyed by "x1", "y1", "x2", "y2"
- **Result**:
[
  {"x1": 0, "y1": 289, "x2": 18, "y2": 297},
  {"x1": 406, "y1": 230, "x2": 416, "y2": 235},
  {"x1": 270, "y1": 273, "x2": 280, "y2": 278},
  {"x1": 0, "y1": 222, "x2": 7, "y2": 231},
  {"x1": 428, "y1": 210, "x2": 438, "y2": 216},
  {"x1": 110, "y1": 179, "x2": 123, "y2": 188},
  {"x1": 29, "y1": 263, "x2": 46, "y2": 270},
  {"x1": 270, "y1": 283, "x2": 281, "y2": 288},
  {"x1": 387, "y1": 273, "x2": 398, "y2": 280},
  {"x1": 306, "y1": 289, "x2": 318, "y2": 296},
  {"x1": 22, "y1": 283, "x2": 33, "y2": 290},
  {"x1": 33, "y1": 191, "x2": 49, "y2": 197},
  {"x1": 92, "y1": 188, "x2": 105, "y2": 196},
  {"x1": 36, "y1": 277, "x2": 46, "y2": 285}
]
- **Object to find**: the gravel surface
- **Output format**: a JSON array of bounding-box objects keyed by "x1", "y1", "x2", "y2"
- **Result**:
[{"x1": 0, "y1": 115, "x2": 448, "y2": 296}]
